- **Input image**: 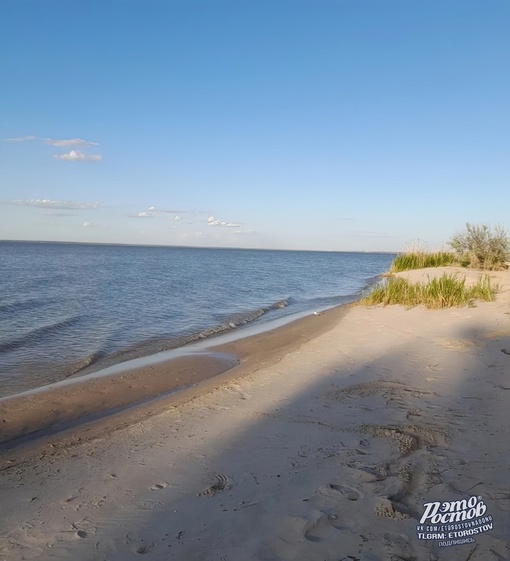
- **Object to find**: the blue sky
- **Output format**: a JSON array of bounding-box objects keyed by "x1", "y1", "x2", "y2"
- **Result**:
[{"x1": 2, "y1": 1, "x2": 509, "y2": 251}]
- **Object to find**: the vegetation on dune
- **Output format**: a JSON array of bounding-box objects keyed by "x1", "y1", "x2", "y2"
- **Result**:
[
  {"x1": 361, "y1": 273, "x2": 496, "y2": 309},
  {"x1": 390, "y1": 251, "x2": 454, "y2": 273},
  {"x1": 449, "y1": 223, "x2": 510, "y2": 271},
  {"x1": 389, "y1": 224, "x2": 510, "y2": 273}
]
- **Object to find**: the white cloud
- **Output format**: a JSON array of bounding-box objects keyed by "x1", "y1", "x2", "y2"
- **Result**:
[
  {"x1": 46, "y1": 138, "x2": 98, "y2": 147},
  {"x1": 207, "y1": 216, "x2": 241, "y2": 228},
  {"x1": 54, "y1": 150, "x2": 102, "y2": 161},
  {"x1": 7, "y1": 199, "x2": 99, "y2": 210},
  {"x1": 173, "y1": 215, "x2": 182, "y2": 221},
  {"x1": 4, "y1": 135, "x2": 102, "y2": 161},
  {"x1": 129, "y1": 212, "x2": 153, "y2": 218},
  {"x1": 83, "y1": 221, "x2": 91, "y2": 227},
  {"x1": 4, "y1": 136, "x2": 99, "y2": 148},
  {"x1": 3, "y1": 135, "x2": 39, "y2": 142}
]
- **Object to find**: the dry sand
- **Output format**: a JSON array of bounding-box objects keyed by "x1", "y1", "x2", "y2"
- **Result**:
[{"x1": 0, "y1": 267, "x2": 509, "y2": 560}]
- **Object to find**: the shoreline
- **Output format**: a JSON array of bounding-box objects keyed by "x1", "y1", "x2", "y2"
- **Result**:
[
  {"x1": 0, "y1": 266, "x2": 508, "y2": 560},
  {"x1": 1, "y1": 244, "x2": 394, "y2": 401},
  {"x1": 0, "y1": 289, "x2": 369, "y2": 402},
  {"x1": 0, "y1": 301, "x2": 352, "y2": 450},
  {"x1": 1, "y1": 265, "x2": 506, "y2": 451}
]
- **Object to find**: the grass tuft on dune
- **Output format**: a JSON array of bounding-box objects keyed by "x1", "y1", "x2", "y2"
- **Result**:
[
  {"x1": 361, "y1": 273, "x2": 496, "y2": 309},
  {"x1": 390, "y1": 251, "x2": 455, "y2": 273}
]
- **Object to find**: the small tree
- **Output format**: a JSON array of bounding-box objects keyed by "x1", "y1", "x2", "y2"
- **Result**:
[{"x1": 449, "y1": 223, "x2": 510, "y2": 270}]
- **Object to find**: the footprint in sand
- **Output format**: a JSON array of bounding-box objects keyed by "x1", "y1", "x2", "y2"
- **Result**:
[
  {"x1": 383, "y1": 532, "x2": 416, "y2": 560},
  {"x1": 75, "y1": 530, "x2": 88, "y2": 539},
  {"x1": 137, "y1": 500, "x2": 163, "y2": 511},
  {"x1": 71, "y1": 520, "x2": 97, "y2": 535},
  {"x1": 355, "y1": 438, "x2": 371, "y2": 455},
  {"x1": 348, "y1": 463, "x2": 389, "y2": 483},
  {"x1": 361, "y1": 423, "x2": 451, "y2": 457},
  {"x1": 136, "y1": 542, "x2": 157, "y2": 555},
  {"x1": 304, "y1": 512, "x2": 344, "y2": 542},
  {"x1": 198, "y1": 473, "x2": 233, "y2": 497},
  {"x1": 436, "y1": 338, "x2": 477, "y2": 352},
  {"x1": 328, "y1": 380, "x2": 432, "y2": 403},
  {"x1": 149, "y1": 482, "x2": 168, "y2": 491},
  {"x1": 317, "y1": 483, "x2": 362, "y2": 501},
  {"x1": 405, "y1": 409, "x2": 424, "y2": 421}
]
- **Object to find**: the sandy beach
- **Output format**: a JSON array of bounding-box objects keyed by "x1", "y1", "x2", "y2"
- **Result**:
[{"x1": 0, "y1": 267, "x2": 509, "y2": 561}]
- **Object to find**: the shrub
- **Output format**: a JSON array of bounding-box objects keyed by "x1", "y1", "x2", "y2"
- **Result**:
[
  {"x1": 449, "y1": 224, "x2": 510, "y2": 270},
  {"x1": 360, "y1": 273, "x2": 497, "y2": 309}
]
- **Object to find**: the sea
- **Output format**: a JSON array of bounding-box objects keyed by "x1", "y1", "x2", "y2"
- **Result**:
[{"x1": 0, "y1": 242, "x2": 394, "y2": 398}]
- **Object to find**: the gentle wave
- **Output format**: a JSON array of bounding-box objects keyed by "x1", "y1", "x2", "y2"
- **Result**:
[
  {"x1": 0, "y1": 316, "x2": 82, "y2": 353},
  {"x1": 70, "y1": 299, "x2": 290, "y2": 378},
  {"x1": 182, "y1": 298, "x2": 289, "y2": 343},
  {"x1": 0, "y1": 243, "x2": 395, "y2": 395},
  {"x1": 62, "y1": 349, "x2": 106, "y2": 379},
  {"x1": 0, "y1": 297, "x2": 55, "y2": 315}
]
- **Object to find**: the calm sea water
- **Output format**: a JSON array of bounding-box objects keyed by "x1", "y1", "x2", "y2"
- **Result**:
[{"x1": 0, "y1": 242, "x2": 394, "y2": 397}]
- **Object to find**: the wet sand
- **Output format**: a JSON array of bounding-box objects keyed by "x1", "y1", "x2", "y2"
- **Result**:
[
  {"x1": 0, "y1": 304, "x2": 349, "y2": 448},
  {"x1": 0, "y1": 267, "x2": 509, "y2": 560}
]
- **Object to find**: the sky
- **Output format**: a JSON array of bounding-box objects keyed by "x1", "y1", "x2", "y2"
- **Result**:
[{"x1": 1, "y1": 0, "x2": 509, "y2": 252}]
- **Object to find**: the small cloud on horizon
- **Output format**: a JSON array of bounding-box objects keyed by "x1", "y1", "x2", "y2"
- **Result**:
[
  {"x1": 83, "y1": 221, "x2": 92, "y2": 227},
  {"x1": 129, "y1": 212, "x2": 153, "y2": 218},
  {"x1": 6, "y1": 199, "x2": 99, "y2": 210},
  {"x1": 208, "y1": 216, "x2": 241, "y2": 228},
  {"x1": 54, "y1": 150, "x2": 102, "y2": 162},
  {"x1": 4, "y1": 135, "x2": 98, "y2": 146},
  {"x1": 3, "y1": 135, "x2": 102, "y2": 161},
  {"x1": 46, "y1": 138, "x2": 98, "y2": 147},
  {"x1": 3, "y1": 135, "x2": 40, "y2": 142}
]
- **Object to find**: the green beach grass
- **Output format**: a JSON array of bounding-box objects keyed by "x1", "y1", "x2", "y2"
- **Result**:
[
  {"x1": 390, "y1": 224, "x2": 509, "y2": 273},
  {"x1": 390, "y1": 251, "x2": 455, "y2": 273},
  {"x1": 361, "y1": 273, "x2": 496, "y2": 309}
]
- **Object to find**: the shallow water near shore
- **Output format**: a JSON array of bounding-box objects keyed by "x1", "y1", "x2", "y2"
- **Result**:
[{"x1": 0, "y1": 242, "x2": 394, "y2": 396}]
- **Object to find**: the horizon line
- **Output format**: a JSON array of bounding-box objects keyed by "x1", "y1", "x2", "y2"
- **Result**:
[{"x1": 0, "y1": 239, "x2": 397, "y2": 255}]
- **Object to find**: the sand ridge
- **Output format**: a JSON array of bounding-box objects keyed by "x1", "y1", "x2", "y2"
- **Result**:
[{"x1": 0, "y1": 268, "x2": 509, "y2": 560}]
